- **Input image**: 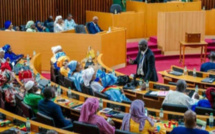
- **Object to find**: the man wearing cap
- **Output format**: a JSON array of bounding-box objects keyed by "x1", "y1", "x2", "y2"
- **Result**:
[
  {"x1": 23, "y1": 81, "x2": 43, "y2": 113},
  {"x1": 129, "y1": 39, "x2": 158, "y2": 82}
]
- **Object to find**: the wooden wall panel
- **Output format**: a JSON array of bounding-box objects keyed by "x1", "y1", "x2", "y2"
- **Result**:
[
  {"x1": 157, "y1": 11, "x2": 205, "y2": 55},
  {"x1": 202, "y1": 0, "x2": 215, "y2": 10},
  {"x1": 205, "y1": 9, "x2": 215, "y2": 35},
  {"x1": 0, "y1": 0, "x2": 112, "y2": 28}
]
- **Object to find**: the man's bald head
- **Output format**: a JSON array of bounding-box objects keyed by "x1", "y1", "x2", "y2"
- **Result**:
[
  {"x1": 93, "y1": 16, "x2": 99, "y2": 24},
  {"x1": 176, "y1": 79, "x2": 187, "y2": 92},
  {"x1": 184, "y1": 110, "x2": 196, "y2": 128}
]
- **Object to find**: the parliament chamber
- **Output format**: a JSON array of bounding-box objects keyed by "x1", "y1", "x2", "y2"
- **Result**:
[{"x1": 0, "y1": 0, "x2": 215, "y2": 134}]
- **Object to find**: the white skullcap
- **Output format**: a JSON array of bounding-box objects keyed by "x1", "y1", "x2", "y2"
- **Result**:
[
  {"x1": 51, "y1": 45, "x2": 62, "y2": 54},
  {"x1": 25, "y1": 81, "x2": 35, "y2": 91}
]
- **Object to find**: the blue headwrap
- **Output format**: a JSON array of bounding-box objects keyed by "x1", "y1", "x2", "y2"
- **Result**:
[
  {"x1": 2, "y1": 44, "x2": 11, "y2": 52},
  {"x1": 4, "y1": 21, "x2": 11, "y2": 29},
  {"x1": 36, "y1": 21, "x2": 43, "y2": 32},
  {"x1": 55, "y1": 52, "x2": 66, "y2": 60},
  {"x1": 67, "y1": 60, "x2": 78, "y2": 73}
]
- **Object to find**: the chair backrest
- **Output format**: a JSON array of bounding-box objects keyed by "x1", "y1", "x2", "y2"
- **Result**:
[
  {"x1": 21, "y1": 101, "x2": 34, "y2": 118},
  {"x1": 73, "y1": 121, "x2": 100, "y2": 134},
  {"x1": 86, "y1": 22, "x2": 91, "y2": 34},
  {"x1": 94, "y1": 91, "x2": 109, "y2": 99},
  {"x1": 0, "y1": 98, "x2": 5, "y2": 109},
  {"x1": 36, "y1": 112, "x2": 55, "y2": 126},
  {"x1": 75, "y1": 25, "x2": 86, "y2": 34},
  {"x1": 81, "y1": 83, "x2": 94, "y2": 96},
  {"x1": 110, "y1": 4, "x2": 122, "y2": 14},
  {"x1": 115, "y1": 129, "x2": 134, "y2": 134},
  {"x1": 15, "y1": 94, "x2": 23, "y2": 115},
  {"x1": 15, "y1": 94, "x2": 23, "y2": 105},
  {"x1": 50, "y1": 62, "x2": 59, "y2": 83},
  {"x1": 195, "y1": 107, "x2": 215, "y2": 115},
  {"x1": 162, "y1": 103, "x2": 188, "y2": 113},
  {"x1": 58, "y1": 73, "x2": 65, "y2": 86},
  {"x1": 64, "y1": 77, "x2": 75, "y2": 89}
]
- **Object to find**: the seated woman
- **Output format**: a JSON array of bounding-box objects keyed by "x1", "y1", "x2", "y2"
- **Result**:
[
  {"x1": 26, "y1": 20, "x2": 37, "y2": 32},
  {"x1": 162, "y1": 80, "x2": 195, "y2": 109},
  {"x1": 51, "y1": 45, "x2": 66, "y2": 70},
  {"x1": 24, "y1": 81, "x2": 43, "y2": 113},
  {"x1": 57, "y1": 56, "x2": 70, "y2": 71},
  {"x1": 60, "y1": 58, "x2": 70, "y2": 77},
  {"x1": 121, "y1": 100, "x2": 165, "y2": 134},
  {"x1": 4, "y1": 21, "x2": 15, "y2": 31},
  {"x1": 36, "y1": 21, "x2": 49, "y2": 32},
  {"x1": 192, "y1": 87, "x2": 215, "y2": 111},
  {"x1": 54, "y1": 16, "x2": 64, "y2": 33},
  {"x1": 0, "y1": 70, "x2": 19, "y2": 112},
  {"x1": 82, "y1": 67, "x2": 130, "y2": 102},
  {"x1": 79, "y1": 98, "x2": 115, "y2": 134},
  {"x1": 2, "y1": 44, "x2": 24, "y2": 64}
]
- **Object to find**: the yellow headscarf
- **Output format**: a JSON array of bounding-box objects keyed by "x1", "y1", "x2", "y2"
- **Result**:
[
  {"x1": 57, "y1": 56, "x2": 70, "y2": 68},
  {"x1": 86, "y1": 47, "x2": 95, "y2": 59}
]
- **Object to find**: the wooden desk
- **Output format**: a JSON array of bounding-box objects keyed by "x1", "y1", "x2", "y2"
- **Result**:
[{"x1": 179, "y1": 41, "x2": 208, "y2": 66}]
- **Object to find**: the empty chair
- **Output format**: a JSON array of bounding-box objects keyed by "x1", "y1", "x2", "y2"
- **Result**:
[
  {"x1": 50, "y1": 62, "x2": 59, "y2": 83},
  {"x1": 162, "y1": 103, "x2": 188, "y2": 113},
  {"x1": 75, "y1": 25, "x2": 86, "y2": 33},
  {"x1": 21, "y1": 101, "x2": 34, "y2": 119},
  {"x1": 94, "y1": 91, "x2": 109, "y2": 99},
  {"x1": 81, "y1": 83, "x2": 94, "y2": 96},
  {"x1": 73, "y1": 121, "x2": 100, "y2": 134},
  {"x1": 110, "y1": 4, "x2": 122, "y2": 14}
]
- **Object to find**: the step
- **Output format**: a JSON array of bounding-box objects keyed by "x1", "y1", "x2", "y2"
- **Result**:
[
  {"x1": 148, "y1": 36, "x2": 157, "y2": 43},
  {"x1": 127, "y1": 49, "x2": 161, "y2": 56},
  {"x1": 127, "y1": 43, "x2": 158, "y2": 51}
]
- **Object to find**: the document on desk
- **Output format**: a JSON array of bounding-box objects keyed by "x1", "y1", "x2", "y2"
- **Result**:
[
  {"x1": 150, "y1": 91, "x2": 158, "y2": 95},
  {"x1": 157, "y1": 91, "x2": 169, "y2": 96}
]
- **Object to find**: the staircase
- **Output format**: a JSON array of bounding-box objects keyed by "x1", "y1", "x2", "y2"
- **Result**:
[{"x1": 126, "y1": 37, "x2": 215, "y2": 63}]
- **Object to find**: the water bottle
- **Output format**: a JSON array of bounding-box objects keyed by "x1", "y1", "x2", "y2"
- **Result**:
[
  {"x1": 36, "y1": 73, "x2": 40, "y2": 82},
  {"x1": 112, "y1": 69, "x2": 115, "y2": 76},
  {"x1": 26, "y1": 55, "x2": 30, "y2": 66},
  {"x1": 145, "y1": 0, "x2": 148, "y2": 3},
  {"x1": 57, "y1": 85, "x2": 61, "y2": 96},
  {"x1": 26, "y1": 118, "x2": 31, "y2": 132},
  {"x1": 145, "y1": 80, "x2": 149, "y2": 91},
  {"x1": 195, "y1": 85, "x2": 199, "y2": 94},
  {"x1": 11, "y1": 62, "x2": 15, "y2": 67},
  {"x1": 209, "y1": 113, "x2": 214, "y2": 128},
  {"x1": 99, "y1": 98, "x2": 103, "y2": 110},
  {"x1": 139, "y1": 78, "x2": 143, "y2": 86},
  {"x1": 48, "y1": 80, "x2": 51, "y2": 87},
  {"x1": 68, "y1": 87, "x2": 72, "y2": 98},
  {"x1": 184, "y1": 66, "x2": 187, "y2": 75},
  {"x1": 193, "y1": 68, "x2": 196, "y2": 77},
  {"x1": 114, "y1": 9, "x2": 117, "y2": 14},
  {"x1": 145, "y1": 108, "x2": 148, "y2": 116},
  {"x1": 159, "y1": 108, "x2": 164, "y2": 121},
  {"x1": 33, "y1": 50, "x2": 36, "y2": 57}
]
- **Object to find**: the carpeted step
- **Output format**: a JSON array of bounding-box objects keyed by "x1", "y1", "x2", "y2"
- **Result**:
[{"x1": 148, "y1": 36, "x2": 157, "y2": 43}]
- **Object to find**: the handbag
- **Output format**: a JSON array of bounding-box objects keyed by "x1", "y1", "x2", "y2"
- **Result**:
[{"x1": 116, "y1": 75, "x2": 130, "y2": 86}]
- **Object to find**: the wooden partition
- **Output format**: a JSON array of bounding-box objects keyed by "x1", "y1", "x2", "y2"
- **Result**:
[
  {"x1": 157, "y1": 11, "x2": 205, "y2": 55},
  {"x1": 86, "y1": 11, "x2": 145, "y2": 38},
  {"x1": 0, "y1": 28, "x2": 126, "y2": 71},
  {"x1": 205, "y1": 9, "x2": 215, "y2": 35},
  {"x1": 0, "y1": 0, "x2": 112, "y2": 27},
  {"x1": 126, "y1": 1, "x2": 202, "y2": 37}
]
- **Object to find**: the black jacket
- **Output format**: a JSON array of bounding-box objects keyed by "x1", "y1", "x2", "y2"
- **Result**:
[{"x1": 133, "y1": 49, "x2": 158, "y2": 82}]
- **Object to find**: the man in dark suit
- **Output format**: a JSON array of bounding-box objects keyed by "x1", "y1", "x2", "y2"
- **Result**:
[
  {"x1": 88, "y1": 16, "x2": 103, "y2": 34},
  {"x1": 129, "y1": 39, "x2": 158, "y2": 82}
]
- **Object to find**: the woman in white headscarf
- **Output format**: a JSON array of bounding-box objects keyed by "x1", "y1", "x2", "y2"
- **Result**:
[
  {"x1": 54, "y1": 15, "x2": 64, "y2": 33},
  {"x1": 82, "y1": 67, "x2": 130, "y2": 102},
  {"x1": 26, "y1": 20, "x2": 37, "y2": 32}
]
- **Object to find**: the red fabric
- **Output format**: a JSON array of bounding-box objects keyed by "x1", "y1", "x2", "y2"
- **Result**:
[
  {"x1": 0, "y1": 62, "x2": 11, "y2": 71},
  {"x1": 206, "y1": 87, "x2": 215, "y2": 107},
  {"x1": 18, "y1": 70, "x2": 32, "y2": 80},
  {"x1": 4, "y1": 89, "x2": 16, "y2": 106}
]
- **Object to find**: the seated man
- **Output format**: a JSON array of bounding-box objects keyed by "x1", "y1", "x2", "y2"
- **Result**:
[
  {"x1": 44, "y1": 15, "x2": 54, "y2": 32},
  {"x1": 162, "y1": 80, "x2": 195, "y2": 109},
  {"x1": 38, "y1": 87, "x2": 72, "y2": 128},
  {"x1": 64, "y1": 14, "x2": 77, "y2": 30},
  {"x1": 88, "y1": 16, "x2": 103, "y2": 34},
  {"x1": 24, "y1": 81, "x2": 43, "y2": 113},
  {"x1": 170, "y1": 110, "x2": 209, "y2": 134},
  {"x1": 200, "y1": 51, "x2": 215, "y2": 72}
]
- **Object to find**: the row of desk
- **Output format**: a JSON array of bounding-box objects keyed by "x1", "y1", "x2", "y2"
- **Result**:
[{"x1": 24, "y1": 53, "x2": 215, "y2": 133}]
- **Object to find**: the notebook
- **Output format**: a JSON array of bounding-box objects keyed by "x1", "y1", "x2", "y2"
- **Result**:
[{"x1": 169, "y1": 71, "x2": 183, "y2": 76}]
